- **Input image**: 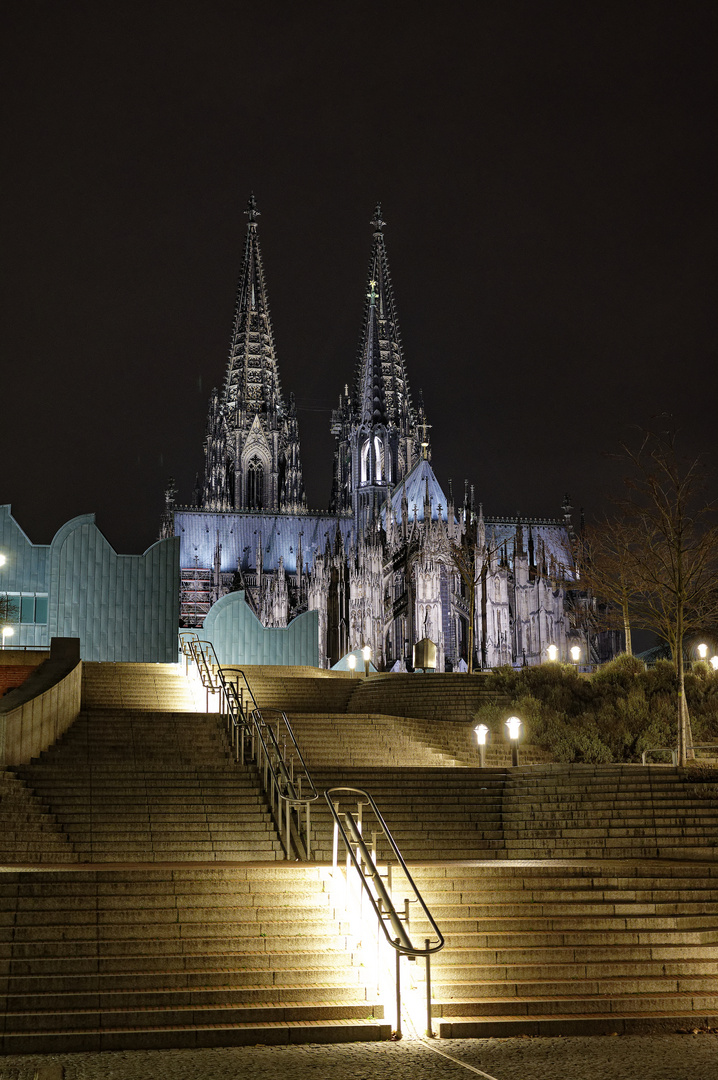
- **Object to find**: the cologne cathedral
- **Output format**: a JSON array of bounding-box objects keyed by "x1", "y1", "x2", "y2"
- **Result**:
[{"x1": 165, "y1": 197, "x2": 592, "y2": 671}]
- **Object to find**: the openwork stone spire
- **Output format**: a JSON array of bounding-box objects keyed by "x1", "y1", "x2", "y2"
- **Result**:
[
  {"x1": 223, "y1": 193, "x2": 283, "y2": 423},
  {"x1": 202, "y1": 196, "x2": 305, "y2": 513},
  {"x1": 354, "y1": 204, "x2": 414, "y2": 431},
  {"x1": 330, "y1": 205, "x2": 421, "y2": 521}
]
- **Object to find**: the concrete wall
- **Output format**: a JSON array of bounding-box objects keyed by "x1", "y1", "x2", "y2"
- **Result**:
[
  {"x1": 203, "y1": 591, "x2": 319, "y2": 667},
  {"x1": 0, "y1": 640, "x2": 82, "y2": 766}
]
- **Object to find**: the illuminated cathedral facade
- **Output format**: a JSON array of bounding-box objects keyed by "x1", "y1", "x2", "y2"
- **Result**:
[{"x1": 165, "y1": 197, "x2": 596, "y2": 670}]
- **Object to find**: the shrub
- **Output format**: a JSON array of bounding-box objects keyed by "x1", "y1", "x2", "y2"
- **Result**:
[{"x1": 475, "y1": 659, "x2": 718, "y2": 764}]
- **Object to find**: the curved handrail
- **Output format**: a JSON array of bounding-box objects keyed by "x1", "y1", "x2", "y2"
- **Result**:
[
  {"x1": 325, "y1": 785, "x2": 444, "y2": 959},
  {"x1": 325, "y1": 785, "x2": 443, "y2": 1037}
]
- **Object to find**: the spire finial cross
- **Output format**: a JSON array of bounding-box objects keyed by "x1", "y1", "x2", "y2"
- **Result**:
[
  {"x1": 367, "y1": 279, "x2": 378, "y2": 305},
  {"x1": 245, "y1": 193, "x2": 261, "y2": 225},
  {"x1": 370, "y1": 203, "x2": 385, "y2": 232},
  {"x1": 418, "y1": 415, "x2": 432, "y2": 459}
]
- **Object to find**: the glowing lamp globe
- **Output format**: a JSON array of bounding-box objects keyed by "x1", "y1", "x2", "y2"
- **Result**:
[
  {"x1": 474, "y1": 724, "x2": 489, "y2": 746},
  {"x1": 505, "y1": 716, "x2": 522, "y2": 741}
]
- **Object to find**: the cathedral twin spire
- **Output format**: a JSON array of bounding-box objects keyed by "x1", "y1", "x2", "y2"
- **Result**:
[
  {"x1": 331, "y1": 204, "x2": 421, "y2": 520},
  {"x1": 355, "y1": 205, "x2": 415, "y2": 434},
  {"x1": 203, "y1": 195, "x2": 304, "y2": 513},
  {"x1": 203, "y1": 197, "x2": 423, "y2": 519}
]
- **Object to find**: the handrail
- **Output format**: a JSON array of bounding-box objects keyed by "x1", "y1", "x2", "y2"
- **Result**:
[
  {"x1": 325, "y1": 785, "x2": 444, "y2": 1039},
  {"x1": 245, "y1": 705, "x2": 319, "y2": 859},
  {"x1": 641, "y1": 746, "x2": 678, "y2": 766},
  {"x1": 642, "y1": 744, "x2": 718, "y2": 765},
  {"x1": 179, "y1": 634, "x2": 318, "y2": 859}
]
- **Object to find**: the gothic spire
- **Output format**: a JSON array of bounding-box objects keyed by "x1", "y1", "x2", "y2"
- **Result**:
[
  {"x1": 358, "y1": 280, "x2": 387, "y2": 426},
  {"x1": 222, "y1": 194, "x2": 284, "y2": 421},
  {"x1": 330, "y1": 205, "x2": 420, "y2": 518},
  {"x1": 202, "y1": 196, "x2": 305, "y2": 513},
  {"x1": 354, "y1": 205, "x2": 414, "y2": 432}
]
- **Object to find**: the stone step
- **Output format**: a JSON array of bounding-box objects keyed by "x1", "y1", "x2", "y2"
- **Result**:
[
  {"x1": 437, "y1": 1010, "x2": 718, "y2": 1039},
  {"x1": 5, "y1": 962, "x2": 363, "y2": 994},
  {"x1": 0, "y1": 1015, "x2": 391, "y2": 1053},
  {"x1": 2, "y1": 997, "x2": 384, "y2": 1033},
  {"x1": 1, "y1": 980, "x2": 372, "y2": 1014}
]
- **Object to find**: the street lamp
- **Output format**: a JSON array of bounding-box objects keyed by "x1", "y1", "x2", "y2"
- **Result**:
[
  {"x1": 348, "y1": 654, "x2": 356, "y2": 679},
  {"x1": 2, "y1": 627, "x2": 14, "y2": 650},
  {"x1": 0, "y1": 554, "x2": 6, "y2": 567},
  {"x1": 547, "y1": 644, "x2": 558, "y2": 662},
  {"x1": 697, "y1": 643, "x2": 708, "y2": 661},
  {"x1": 505, "y1": 715, "x2": 522, "y2": 767},
  {"x1": 711, "y1": 656, "x2": 718, "y2": 672},
  {"x1": 570, "y1": 645, "x2": 581, "y2": 670},
  {"x1": 362, "y1": 645, "x2": 371, "y2": 678},
  {"x1": 474, "y1": 724, "x2": 489, "y2": 768}
]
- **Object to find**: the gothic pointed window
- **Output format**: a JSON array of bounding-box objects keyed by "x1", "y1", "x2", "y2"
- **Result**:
[
  {"x1": 374, "y1": 436, "x2": 384, "y2": 482},
  {"x1": 361, "y1": 440, "x2": 370, "y2": 484},
  {"x1": 247, "y1": 456, "x2": 264, "y2": 509}
]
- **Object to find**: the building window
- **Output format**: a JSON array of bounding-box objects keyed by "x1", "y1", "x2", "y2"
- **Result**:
[
  {"x1": 374, "y1": 436, "x2": 384, "y2": 482},
  {"x1": 3, "y1": 594, "x2": 48, "y2": 624},
  {"x1": 360, "y1": 440, "x2": 370, "y2": 484},
  {"x1": 247, "y1": 456, "x2": 264, "y2": 509}
]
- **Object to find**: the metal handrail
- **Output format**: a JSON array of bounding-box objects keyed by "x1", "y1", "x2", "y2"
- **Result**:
[
  {"x1": 641, "y1": 746, "x2": 678, "y2": 766},
  {"x1": 179, "y1": 635, "x2": 318, "y2": 859},
  {"x1": 325, "y1": 785, "x2": 444, "y2": 1038},
  {"x1": 642, "y1": 744, "x2": 718, "y2": 765},
  {"x1": 246, "y1": 706, "x2": 319, "y2": 859}
]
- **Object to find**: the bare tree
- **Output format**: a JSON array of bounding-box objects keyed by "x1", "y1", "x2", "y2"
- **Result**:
[
  {"x1": 0, "y1": 594, "x2": 18, "y2": 631},
  {"x1": 575, "y1": 518, "x2": 640, "y2": 657},
  {"x1": 593, "y1": 427, "x2": 718, "y2": 765}
]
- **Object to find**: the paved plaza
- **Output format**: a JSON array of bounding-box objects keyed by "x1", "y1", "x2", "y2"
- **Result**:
[{"x1": 1, "y1": 1033, "x2": 717, "y2": 1080}]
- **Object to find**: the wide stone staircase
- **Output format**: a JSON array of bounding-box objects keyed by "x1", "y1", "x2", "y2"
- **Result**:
[
  {"x1": 0, "y1": 865, "x2": 387, "y2": 1053},
  {"x1": 310, "y1": 767, "x2": 507, "y2": 863},
  {"x1": 3, "y1": 660, "x2": 718, "y2": 1049},
  {"x1": 0, "y1": 770, "x2": 75, "y2": 864},
  {"x1": 398, "y1": 861, "x2": 718, "y2": 1036},
  {"x1": 243, "y1": 668, "x2": 504, "y2": 726},
  {"x1": 245, "y1": 667, "x2": 549, "y2": 767},
  {"x1": 501, "y1": 766, "x2": 718, "y2": 861},
  {"x1": 18, "y1": 705, "x2": 283, "y2": 863}
]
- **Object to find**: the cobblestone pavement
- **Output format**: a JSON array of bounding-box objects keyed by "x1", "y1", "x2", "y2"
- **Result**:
[{"x1": 1, "y1": 1033, "x2": 717, "y2": 1080}]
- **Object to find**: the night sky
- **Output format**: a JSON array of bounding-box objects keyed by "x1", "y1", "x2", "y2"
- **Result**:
[{"x1": 2, "y1": 2, "x2": 716, "y2": 555}]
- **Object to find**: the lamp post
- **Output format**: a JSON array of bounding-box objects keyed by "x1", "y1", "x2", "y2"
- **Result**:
[
  {"x1": 2, "y1": 627, "x2": 14, "y2": 650},
  {"x1": 348, "y1": 654, "x2": 356, "y2": 679},
  {"x1": 505, "y1": 715, "x2": 522, "y2": 767},
  {"x1": 474, "y1": 724, "x2": 489, "y2": 768},
  {"x1": 362, "y1": 645, "x2": 371, "y2": 678},
  {"x1": 570, "y1": 645, "x2": 581, "y2": 671},
  {"x1": 547, "y1": 644, "x2": 558, "y2": 663}
]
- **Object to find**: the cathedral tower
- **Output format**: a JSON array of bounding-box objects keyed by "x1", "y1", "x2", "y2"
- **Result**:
[
  {"x1": 202, "y1": 195, "x2": 305, "y2": 513},
  {"x1": 331, "y1": 206, "x2": 421, "y2": 524}
]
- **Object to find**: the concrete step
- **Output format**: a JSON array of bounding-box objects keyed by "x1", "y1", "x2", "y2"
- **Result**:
[{"x1": 0, "y1": 864, "x2": 389, "y2": 1050}]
